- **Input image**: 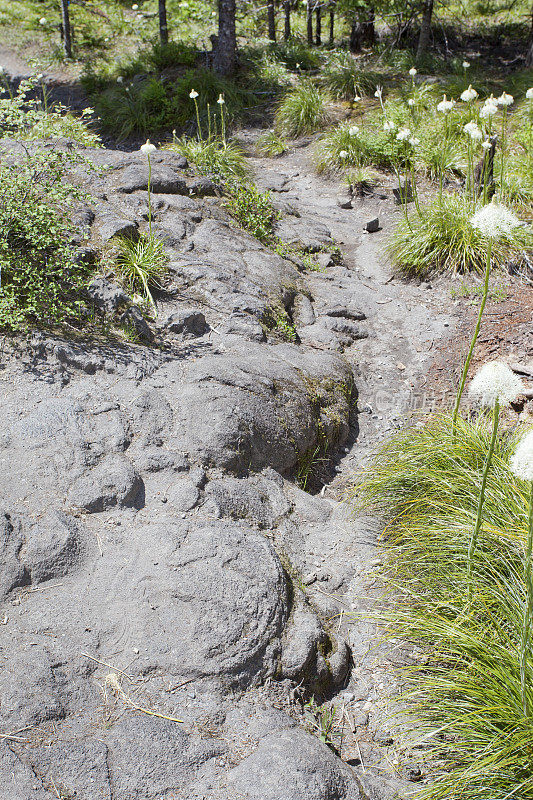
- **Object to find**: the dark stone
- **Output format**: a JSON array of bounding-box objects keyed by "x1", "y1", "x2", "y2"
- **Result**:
[
  {"x1": 87, "y1": 277, "x2": 131, "y2": 314},
  {"x1": 187, "y1": 176, "x2": 218, "y2": 196},
  {"x1": 365, "y1": 217, "x2": 380, "y2": 232},
  {"x1": 337, "y1": 195, "x2": 353, "y2": 209},
  {"x1": 393, "y1": 179, "x2": 414, "y2": 204},
  {"x1": 119, "y1": 305, "x2": 154, "y2": 342},
  {"x1": 161, "y1": 308, "x2": 208, "y2": 338}
]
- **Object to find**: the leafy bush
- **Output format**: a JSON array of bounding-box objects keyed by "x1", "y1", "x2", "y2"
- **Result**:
[
  {"x1": 353, "y1": 413, "x2": 533, "y2": 800},
  {"x1": 0, "y1": 152, "x2": 92, "y2": 331},
  {"x1": 320, "y1": 51, "x2": 380, "y2": 99},
  {"x1": 169, "y1": 135, "x2": 248, "y2": 183},
  {"x1": 275, "y1": 82, "x2": 331, "y2": 138},
  {"x1": 224, "y1": 183, "x2": 280, "y2": 244},
  {"x1": 0, "y1": 78, "x2": 100, "y2": 146},
  {"x1": 387, "y1": 194, "x2": 533, "y2": 276}
]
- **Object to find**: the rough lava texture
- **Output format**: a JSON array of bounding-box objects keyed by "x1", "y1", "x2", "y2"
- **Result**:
[{"x1": 0, "y1": 139, "x2": 378, "y2": 800}]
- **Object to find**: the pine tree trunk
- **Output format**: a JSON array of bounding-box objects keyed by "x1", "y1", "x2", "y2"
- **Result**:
[
  {"x1": 284, "y1": 0, "x2": 291, "y2": 39},
  {"x1": 363, "y1": 6, "x2": 375, "y2": 44},
  {"x1": 329, "y1": 7, "x2": 334, "y2": 45},
  {"x1": 416, "y1": 0, "x2": 434, "y2": 59},
  {"x1": 158, "y1": 0, "x2": 169, "y2": 44},
  {"x1": 350, "y1": 20, "x2": 362, "y2": 52},
  {"x1": 307, "y1": 1, "x2": 313, "y2": 45},
  {"x1": 315, "y1": 3, "x2": 321, "y2": 45},
  {"x1": 214, "y1": 0, "x2": 236, "y2": 76},
  {"x1": 526, "y1": 3, "x2": 533, "y2": 66},
  {"x1": 267, "y1": 0, "x2": 276, "y2": 40},
  {"x1": 60, "y1": 0, "x2": 72, "y2": 59}
]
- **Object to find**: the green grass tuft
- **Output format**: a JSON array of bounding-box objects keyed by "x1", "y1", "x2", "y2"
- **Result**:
[
  {"x1": 274, "y1": 81, "x2": 331, "y2": 138},
  {"x1": 387, "y1": 194, "x2": 533, "y2": 276},
  {"x1": 352, "y1": 413, "x2": 533, "y2": 800}
]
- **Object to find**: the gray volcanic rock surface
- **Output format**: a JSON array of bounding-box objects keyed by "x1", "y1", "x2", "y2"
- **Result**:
[{"x1": 0, "y1": 134, "x2": 456, "y2": 799}]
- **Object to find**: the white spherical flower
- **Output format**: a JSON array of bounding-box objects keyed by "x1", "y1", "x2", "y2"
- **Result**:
[
  {"x1": 132, "y1": 3, "x2": 138, "y2": 8},
  {"x1": 383, "y1": 120, "x2": 396, "y2": 133},
  {"x1": 497, "y1": 92, "x2": 513, "y2": 107},
  {"x1": 396, "y1": 127, "x2": 411, "y2": 141},
  {"x1": 36, "y1": 73, "x2": 43, "y2": 80},
  {"x1": 189, "y1": 89, "x2": 198, "y2": 99},
  {"x1": 339, "y1": 150, "x2": 349, "y2": 158},
  {"x1": 460, "y1": 84, "x2": 478, "y2": 102},
  {"x1": 348, "y1": 125, "x2": 359, "y2": 136},
  {"x1": 140, "y1": 139, "x2": 157, "y2": 154},
  {"x1": 353, "y1": 94, "x2": 361, "y2": 102},
  {"x1": 437, "y1": 94, "x2": 455, "y2": 113},
  {"x1": 374, "y1": 86, "x2": 383, "y2": 98},
  {"x1": 470, "y1": 201, "x2": 520, "y2": 238},
  {"x1": 463, "y1": 121, "x2": 482, "y2": 140},
  {"x1": 469, "y1": 361, "x2": 524, "y2": 408},
  {"x1": 39, "y1": 17, "x2": 47, "y2": 25},
  {"x1": 407, "y1": 98, "x2": 415, "y2": 106},
  {"x1": 409, "y1": 67, "x2": 417, "y2": 76},
  {"x1": 409, "y1": 137, "x2": 420, "y2": 147},
  {"x1": 527, "y1": 88, "x2": 533, "y2": 100},
  {"x1": 463, "y1": 60, "x2": 470, "y2": 68},
  {"x1": 295, "y1": 63, "x2": 300, "y2": 69},
  {"x1": 481, "y1": 140, "x2": 492, "y2": 150},
  {"x1": 116, "y1": 75, "x2": 124, "y2": 83},
  {"x1": 480, "y1": 102, "x2": 497, "y2": 118},
  {"x1": 217, "y1": 93, "x2": 225, "y2": 105},
  {"x1": 510, "y1": 430, "x2": 533, "y2": 481}
]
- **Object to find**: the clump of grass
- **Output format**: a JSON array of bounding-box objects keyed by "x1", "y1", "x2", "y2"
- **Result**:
[
  {"x1": 352, "y1": 413, "x2": 533, "y2": 800},
  {"x1": 388, "y1": 194, "x2": 532, "y2": 276},
  {"x1": 314, "y1": 123, "x2": 399, "y2": 172},
  {"x1": 320, "y1": 51, "x2": 380, "y2": 99},
  {"x1": 256, "y1": 130, "x2": 288, "y2": 157},
  {"x1": 274, "y1": 82, "x2": 331, "y2": 138},
  {"x1": 268, "y1": 38, "x2": 323, "y2": 71},
  {"x1": 169, "y1": 136, "x2": 248, "y2": 183},
  {"x1": 114, "y1": 234, "x2": 168, "y2": 306}
]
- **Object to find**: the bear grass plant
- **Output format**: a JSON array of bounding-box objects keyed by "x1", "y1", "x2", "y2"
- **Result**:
[
  {"x1": 274, "y1": 81, "x2": 331, "y2": 138},
  {"x1": 352, "y1": 412, "x2": 533, "y2": 800},
  {"x1": 387, "y1": 193, "x2": 533, "y2": 276}
]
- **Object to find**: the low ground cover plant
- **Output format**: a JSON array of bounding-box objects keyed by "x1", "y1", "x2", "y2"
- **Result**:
[{"x1": 0, "y1": 151, "x2": 92, "y2": 331}]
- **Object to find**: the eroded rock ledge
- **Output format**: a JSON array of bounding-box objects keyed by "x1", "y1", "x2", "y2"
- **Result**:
[{"x1": 0, "y1": 139, "x2": 376, "y2": 800}]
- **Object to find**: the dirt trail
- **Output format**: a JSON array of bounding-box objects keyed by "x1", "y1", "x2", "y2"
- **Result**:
[{"x1": 245, "y1": 137, "x2": 458, "y2": 793}]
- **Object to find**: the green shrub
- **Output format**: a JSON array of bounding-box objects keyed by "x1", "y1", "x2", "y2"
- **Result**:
[
  {"x1": 224, "y1": 183, "x2": 280, "y2": 244},
  {"x1": 94, "y1": 78, "x2": 172, "y2": 139},
  {"x1": 168, "y1": 135, "x2": 248, "y2": 183},
  {"x1": 353, "y1": 413, "x2": 533, "y2": 800},
  {"x1": 275, "y1": 81, "x2": 331, "y2": 138},
  {"x1": 387, "y1": 194, "x2": 533, "y2": 276},
  {"x1": 94, "y1": 68, "x2": 257, "y2": 139},
  {"x1": 0, "y1": 78, "x2": 100, "y2": 146},
  {"x1": 0, "y1": 153, "x2": 92, "y2": 331}
]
